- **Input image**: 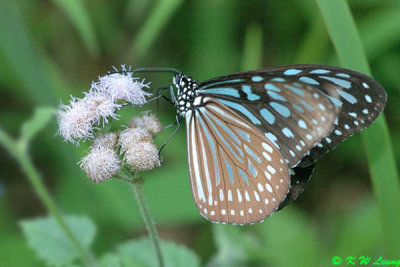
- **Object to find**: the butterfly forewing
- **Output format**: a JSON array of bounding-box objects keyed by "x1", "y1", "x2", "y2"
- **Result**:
[
  {"x1": 186, "y1": 97, "x2": 290, "y2": 224},
  {"x1": 198, "y1": 64, "x2": 386, "y2": 167},
  {"x1": 262, "y1": 65, "x2": 387, "y2": 167},
  {"x1": 197, "y1": 72, "x2": 337, "y2": 168}
]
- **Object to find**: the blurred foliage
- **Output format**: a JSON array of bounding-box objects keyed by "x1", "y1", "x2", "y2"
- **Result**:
[{"x1": 0, "y1": 0, "x2": 399, "y2": 266}]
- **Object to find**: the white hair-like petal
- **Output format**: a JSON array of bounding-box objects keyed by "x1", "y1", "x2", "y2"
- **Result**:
[{"x1": 93, "y1": 67, "x2": 152, "y2": 105}]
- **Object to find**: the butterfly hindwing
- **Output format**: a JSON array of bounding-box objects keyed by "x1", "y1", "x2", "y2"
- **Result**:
[{"x1": 186, "y1": 97, "x2": 290, "y2": 224}]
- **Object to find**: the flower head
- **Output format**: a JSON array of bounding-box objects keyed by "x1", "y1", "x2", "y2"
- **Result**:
[
  {"x1": 128, "y1": 114, "x2": 162, "y2": 135},
  {"x1": 93, "y1": 66, "x2": 151, "y2": 105},
  {"x1": 92, "y1": 132, "x2": 119, "y2": 149},
  {"x1": 124, "y1": 142, "x2": 160, "y2": 171},
  {"x1": 80, "y1": 147, "x2": 121, "y2": 183},
  {"x1": 57, "y1": 96, "x2": 95, "y2": 143},
  {"x1": 84, "y1": 91, "x2": 121, "y2": 125},
  {"x1": 57, "y1": 92, "x2": 120, "y2": 144},
  {"x1": 118, "y1": 128, "x2": 153, "y2": 154}
]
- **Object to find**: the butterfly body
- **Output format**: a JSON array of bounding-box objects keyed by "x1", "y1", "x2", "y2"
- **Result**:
[{"x1": 172, "y1": 64, "x2": 386, "y2": 225}]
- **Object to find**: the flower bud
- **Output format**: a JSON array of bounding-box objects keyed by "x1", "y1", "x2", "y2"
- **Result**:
[
  {"x1": 118, "y1": 128, "x2": 153, "y2": 154},
  {"x1": 124, "y1": 142, "x2": 160, "y2": 171},
  {"x1": 128, "y1": 114, "x2": 162, "y2": 135},
  {"x1": 80, "y1": 147, "x2": 121, "y2": 183},
  {"x1": 92, "y1": 132, "x2": 118, "y2": 149}
]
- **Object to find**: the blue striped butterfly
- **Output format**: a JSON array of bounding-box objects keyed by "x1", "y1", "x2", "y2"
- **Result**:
[{"x1": 144, "y1": 64, "x2": 386, "y2": 225}]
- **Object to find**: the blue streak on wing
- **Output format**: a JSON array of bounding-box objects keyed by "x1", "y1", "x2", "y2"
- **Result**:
[
  {"x1": 336, "y1": 73, "x2": 350, "y2": 78},
  {"x1": 197, "y1": 87, "x2": 240, "y2": 97},
  {"x1": 247, "y1": 159, "x2": 258, "y2": 178},
  {"x1": 271, "y1": 77, "x2": 286, "y2": 82},
  {"x1": 292, "y1": 104, "x2": 305, "y2": 113},
  {"x1": 297, "y1": 99, "x2": 314, "y2": 111},
  {"x1": 265, "y1": 83, "x2": 281, "y2": 92},
  {"x1": 337, "y1": 90, "x2": 357, "y2": 104},
  {"x1": 270, "y1": 102, "x2": 291, "y2": 117},
  {"x1": 267, "y1": 91, "x2": 287, "y2": 102},
  {"x1": 238, "y1": 169, "x2": 249, "y2": 185},
  {"x1": 223, "y1": 153, "x2": 235, "y2": 185},
  {"x1": 299, "y1": 76, "x2": 320, "y2": 85},
  {"x1": 242, "y1": 85, "x2": 261, "y2": 100},
  {"x1": 328, "y1": 95, "x2": 343, "y2": 106},
  {"x1": 309, "y1": 69, "x2": 330, "y2": 74},
  {"x1": 244, "y1": 144, "x2": 261, "y2": 163},
  {"x1": 252, "y1": 76, "x2": 264, "y2": 82},
  {"x1": 217, "y1": 99, "x2": 261, "y2": 125},
  {"x1": 201, "y1": 108, "x2": 243, "y2": 164},
  {"x1": 236, "y1": 129, "x2": 251, "y2": 142},
  {"x1": 284, "y1": 69, "x2": 302, "y2": 75},
  {"x1": 260, "y1": 108, "x2": 275, "y2": 124},
  {"x1": 283, "y1": 84, "x2": 305, "y2": 97},
  {"x1": 265, "y1": 132, "x2": 280, "y2": 149},
  {"x1": 197, "y1": 115, "x2": 221, "y2": 186},
  {"x1": 233, "y1": 143, "x2": 244, "y2": 158},
  {"x1": 319, "y1": 75, "x2": 351, "y2": 89}
]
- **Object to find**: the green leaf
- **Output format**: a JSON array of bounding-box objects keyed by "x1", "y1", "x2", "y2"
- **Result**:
[
  {"x1": 208, "y1": 225, "x2": 250, "y2": 267},
  {"x1": 20, "y1": 106, "x2": 55, "y2": 147},
  {"x1": 0, "y1": 0, "x2": 56, "y2": 105},
  {"x1": 20, "y1": 215, "x2": 96, "y2": 266},
  {"x1": 129, "y1": 0, "x2": 184, "y2": 61},
  {"x1": 316, "y1": 0, "x2": 400, "y2": 257},
  {"x1": 256, "y1": 208, "x2": 322, "y2": 267},
  {"x1": 51, "y1": 0, "x2": 99, "y2": 56},
  {"x1": 334, "y1": 197, "x2": 383, "y2": 256},
  {"x1": 241, "y1": 23, "x2": 263, "y2": 71},
  {"x1": 98, "y1": 253, "x2": 121, "y2": 267},
  {"x1": 117, "y1": 238, "x2": 200, "y2": 267}
]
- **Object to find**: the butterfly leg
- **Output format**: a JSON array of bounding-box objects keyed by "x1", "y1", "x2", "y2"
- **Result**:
[
  {"x1": 277, "y1": 163, "x2": 316, "y2": 210},
  {"x1": 158, "y1": 114, "x2": 182, "y2": 154}
]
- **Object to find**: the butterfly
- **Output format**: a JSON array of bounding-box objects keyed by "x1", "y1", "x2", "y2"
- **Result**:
[{"x1": 167, "y1": 64, "x2": 387, "y2": 225}]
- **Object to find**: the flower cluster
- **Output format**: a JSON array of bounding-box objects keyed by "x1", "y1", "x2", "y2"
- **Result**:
[
  {"x1": 58, "y1": 66, "x2": 163, "y2": 183},
  {"x1": 79, "y1": 113, "x2": 162, "y2": 183},
  {"x1": 57, "y1": 65, "x2": 151, "y2": 144},
  {"x1": 119, "y1": 115, "x2": 162, "y2": 172}
]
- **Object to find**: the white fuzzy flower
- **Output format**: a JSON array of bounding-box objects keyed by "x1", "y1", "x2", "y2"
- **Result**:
[
  {"x1": 128, "y1": 114, "x2": 162, "y2": 135},
  {"x1": 93, "y1": 66, "x2": 151, "y2": 105},
  {"x1": 58, "y1": 96, "x2": 95, "y2": 143},
  {"x1": 124, "y1": 142, "x2": 160, "y2": 171},
  {"x1": 80, "y1": 147, "x2": 121, "y2": 183},
  {"x1": 118, "y1": 128, "x2": 153, "y2": 154},
  {"x1": 57, "y1": 92, "x2": 120, "y2": 144},
  {"x1": 92, "y1": 132, "x2": 119, "y2": 149},
  {"x1": 84, "y1": 91, "x2": 121, "y2": 126}
]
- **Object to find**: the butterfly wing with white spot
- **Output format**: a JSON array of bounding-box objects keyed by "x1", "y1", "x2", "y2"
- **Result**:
[
  {"x1": 186, "y1": 97, "x2": 290, "y2": 224},
  {"x1": 197, "y1": 72, "x2": 338, "y2": 168},
  {"x1": 261, "y1": 64, "x2": 386, "y2": 167}
]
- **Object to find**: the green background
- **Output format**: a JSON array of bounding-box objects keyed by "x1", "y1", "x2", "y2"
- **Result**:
[{"x1": 0, "y1": 0, "x2": 399, "y2": 266}]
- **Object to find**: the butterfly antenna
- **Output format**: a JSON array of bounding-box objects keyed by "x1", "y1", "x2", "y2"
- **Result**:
[{"x1": 108, "y1": 67, "x2": 182, "y2": 75}]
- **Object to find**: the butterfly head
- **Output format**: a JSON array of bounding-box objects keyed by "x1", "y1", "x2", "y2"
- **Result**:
[{"x1": 173, "y1": 73, "x2": 199, "y2": 116}]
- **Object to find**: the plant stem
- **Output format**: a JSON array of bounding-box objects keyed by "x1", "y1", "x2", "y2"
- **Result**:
[
  {"x1": 124, "y1": 170, "x2": 164, "y2": 267},
  {"x1": 0, "y1": 129, "x2": 96, "y2": 267}
]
